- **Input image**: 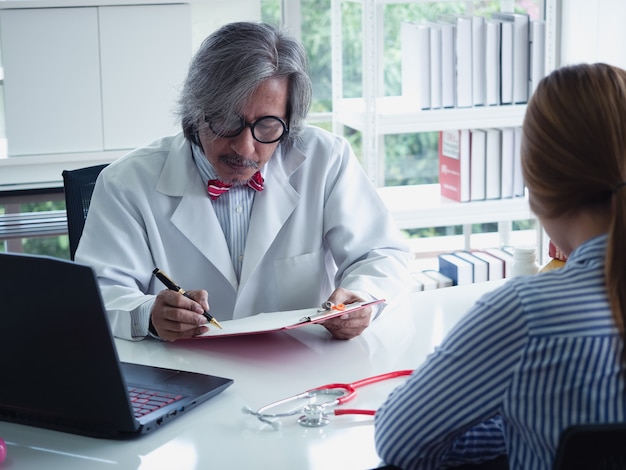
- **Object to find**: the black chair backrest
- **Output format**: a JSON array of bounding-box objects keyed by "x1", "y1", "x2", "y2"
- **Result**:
[
  {"x1": 553, "y1": 423, "x2": 626, "y2": 470},
  {"x1": 62, "y1": 164, "x2": 108, "y2": 260}
]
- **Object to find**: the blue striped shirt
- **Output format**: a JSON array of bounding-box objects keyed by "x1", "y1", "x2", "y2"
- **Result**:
[
  {"x1": 375, "y1": 234, "x2": 626, "y2": 469},
  {"x1": 192, "y1": 144, "x2": 261, "y2": 281}
]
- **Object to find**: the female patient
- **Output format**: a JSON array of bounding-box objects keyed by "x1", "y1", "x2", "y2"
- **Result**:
[{"x1": 374, "y1": 62, "x2": 626, "y2": 469}]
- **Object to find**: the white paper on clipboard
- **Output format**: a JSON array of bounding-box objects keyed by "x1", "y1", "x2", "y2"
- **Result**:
[{"x1": 191, "y1": 299, "x2": 385, "y2": 339}]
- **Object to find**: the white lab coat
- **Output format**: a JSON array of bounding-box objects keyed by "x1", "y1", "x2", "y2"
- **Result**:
[{"x1": 76, "y1": 126, "x2": 411, "y2": 340}]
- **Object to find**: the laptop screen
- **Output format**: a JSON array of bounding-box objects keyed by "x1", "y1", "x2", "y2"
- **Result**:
[{"x1": 0, "y1": 252, "x2": 232, "y2": 438}]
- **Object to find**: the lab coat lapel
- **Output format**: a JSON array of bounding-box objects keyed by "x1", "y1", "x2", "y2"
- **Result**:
[
  {"x1": 156, "y1": 140, "x2": 238, "y2": 289},
  {"x1": 239, "y1": 145, "x2": 303, "y2": 287}
]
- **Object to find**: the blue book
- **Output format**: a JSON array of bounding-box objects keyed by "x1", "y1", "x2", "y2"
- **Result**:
[{"x1": 438, "y1": 253, "x2": 473, "y2": 286}]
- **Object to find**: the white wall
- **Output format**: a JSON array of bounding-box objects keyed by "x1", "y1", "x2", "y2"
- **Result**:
[
  {"x1": 560, "y1": 0, "x2": 626, "y2": 68},
  {"x1": 190, "y1": 0, "x2": 262, "y2": 51}
]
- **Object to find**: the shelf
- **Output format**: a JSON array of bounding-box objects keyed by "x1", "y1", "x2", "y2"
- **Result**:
[
  {"x1": 0, "y1": 150, "x2": 124, "y2": 192},
  {"x1": 335, "y1": 97, "x2": 527, "y2": 134},
  {"x1": 0, "y1": 0, "x2": 184, "y2": 8},
  {"x1": 377, "y1": 184, "x2": 533, "y2": 229}
]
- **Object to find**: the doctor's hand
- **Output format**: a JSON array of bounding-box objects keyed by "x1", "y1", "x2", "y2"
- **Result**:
[
  {"x1": 322, "y1": 287, "x2": 372, "y2": 340},
  {"x1": 150, "y1": 289, "x2": 210, "y2": 342}
]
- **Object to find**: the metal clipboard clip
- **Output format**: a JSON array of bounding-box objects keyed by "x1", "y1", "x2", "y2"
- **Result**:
[
  {"x1": 299, "y1": 299, "x2": 384, "y2": 323},
  {"x1": 298, "y1": 301, "x2": 346, "y2": 323}
]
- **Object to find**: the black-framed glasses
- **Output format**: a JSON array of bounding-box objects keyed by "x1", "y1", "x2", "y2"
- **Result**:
[{"x1": 206, "y1": 115, "x2": 288, "y2": 144}]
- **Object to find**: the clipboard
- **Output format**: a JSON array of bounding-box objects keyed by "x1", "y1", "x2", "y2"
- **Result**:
[{"x1": 190, "y1": 299, "x2": 385, "y2": 339}]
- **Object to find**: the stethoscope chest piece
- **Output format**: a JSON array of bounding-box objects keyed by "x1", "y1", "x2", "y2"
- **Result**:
[{"x1": 298, "y1": 404, "x2": 330, "y2": 427}]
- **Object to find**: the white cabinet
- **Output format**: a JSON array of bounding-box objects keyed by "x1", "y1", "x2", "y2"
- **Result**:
[
  {"x1": 0, "y1": 7, "x2": 103, "y2": 156},
  {"x1": 0, "y1": 2, "x2": 192, "y2": 157},
  {"x1": 98, "y1": 4, "x2": 192, "y2": 150}
]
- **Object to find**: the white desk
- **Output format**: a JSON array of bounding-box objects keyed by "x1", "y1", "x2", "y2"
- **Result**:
[{"x1": 0, "y1": 281, "x2": 504, "y2": 469}]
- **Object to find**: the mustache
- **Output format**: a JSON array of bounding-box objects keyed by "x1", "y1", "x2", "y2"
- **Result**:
[{"x1": 219, "y1": 154, "x2": 259, "y2": 170}]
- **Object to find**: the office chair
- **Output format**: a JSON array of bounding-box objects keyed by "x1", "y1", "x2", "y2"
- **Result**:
[
  {"x1": 62, "y1": 164, "x2": 108, "y2": 260},
  {"x1": 552, "y1": 423, "x2": 626, "y2": 470}
]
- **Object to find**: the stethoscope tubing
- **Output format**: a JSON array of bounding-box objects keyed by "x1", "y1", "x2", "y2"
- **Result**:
[
  {"x1": 246, "y1": 369, "x2": 414, "y2": 422},
  {"x1": 314, "y1": 369, "x2": 414, "y2": 405}
]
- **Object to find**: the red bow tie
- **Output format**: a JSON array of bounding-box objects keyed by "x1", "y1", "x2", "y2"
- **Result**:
[{"x1": 207, "y1": 171, "x2": 264, "y2": 200}]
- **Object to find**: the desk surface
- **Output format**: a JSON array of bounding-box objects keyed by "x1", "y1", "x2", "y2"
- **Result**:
[{"x1": 0, "y1": 281, "x2": 504, "y2": 469}]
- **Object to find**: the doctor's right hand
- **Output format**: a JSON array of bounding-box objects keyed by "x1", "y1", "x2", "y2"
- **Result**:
[{"x1": 150, "y1": 289, "x2": 210, "y2": 342}]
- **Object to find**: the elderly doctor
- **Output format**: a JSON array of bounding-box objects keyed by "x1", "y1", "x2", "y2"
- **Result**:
[{"x1": 75, "y1": 21, "x2": 411, "y2": 342}]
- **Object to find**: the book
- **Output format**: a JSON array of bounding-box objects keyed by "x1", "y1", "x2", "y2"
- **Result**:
[
  {"x1": 485, "y1": 128, "x2": 502, "y2": 199},
  {"x1": 484, "y1": 247, "x2": 514, "y2": 277},
  {"x1": 438, "y1": 253, "x2": 473, "y2": 286},
  {"x1": 422, "y1": 269, "x2": 454, "y2": 288},
  {"x1": 499, "y1": 18, "x2": 514, "y2": 105},
  {"x1": 541, "y1": 240, "x2": 567, "y2": 272},
  {"x1": 513, "y1": 126, "x2": 524, "y2": 196},
  {"x1": 411, "y1": 271, "x2": 438, "y2": 291},
  {"x1": 472, "y1": 15, "x2": 486, "y2": 106},
  {"x1": 493, "y1": 12, "x2": 529, "y2": 104},
  {"x1": 411, "y1": 274, "x2": 424, "y2": 292},
  {"x1": 470, "y1": 128, "x2": 487, "y2": 201},
  {"x1": 500, "y1": 127, "x2": 515, "y2": 198},
  {"x1": 439, "y1": 129, "x2": 471, "y2": 202},
  {"x1": 485, "y1": 19, "x2": 501, "y2": 106},
  {"x1": 548, "y1": 240, "x2": 568, "y2": 261},
  {"x1": 540, "y1": 258, "x2": 566, "y2": 273},
  {"x1": 453, "y1": 251, "x2": 488, "y2": 283},
  {"x1": 529, "y1": 19, "x2": 546, "y2": 96},
  {"x1": 439, "y1": 19, "x2": 456, "y2": 108},
  {"x1": 455, "y1": 15, "x2": 473, "y2": 108},
  {"x1": 195, "y1": 299, "x2": 385, "y2": 338},
  {"x1": 429, "y1": 22, "x2": 442, "y2": 109},
  {"x1": 401, "y1": 21, "x2": 431, "y2": 109},
  {"x1": 470, "y1": 250, "x2": 505, "y2": 280}
]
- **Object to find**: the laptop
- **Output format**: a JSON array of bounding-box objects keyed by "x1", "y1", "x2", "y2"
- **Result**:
[{"x1": 0, "y1": 252, "x2": 233, "y2": 439}]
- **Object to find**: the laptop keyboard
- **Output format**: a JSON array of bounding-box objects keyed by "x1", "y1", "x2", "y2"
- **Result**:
[{"x1": 128, "y1": 387, "x2": 184, "y2": 418}]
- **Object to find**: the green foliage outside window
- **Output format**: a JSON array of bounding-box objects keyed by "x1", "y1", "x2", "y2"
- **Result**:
[
  {"x1": 286, "y1": 0, "x2": 531, "y2": 188},
  {"x1": 0, "y1": 200, "x2": 70, "y2": 258},
  {"x1": 290, "y1": 0, "x2": 537, "y2": 238},
  {"x1": 21, "y1": 201, "x2": 70, "y2": 258}
]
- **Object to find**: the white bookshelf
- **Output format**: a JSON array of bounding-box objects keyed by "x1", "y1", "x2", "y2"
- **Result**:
[{"x1": 330, "y1": 0, "x2": 557, "y2": 262}]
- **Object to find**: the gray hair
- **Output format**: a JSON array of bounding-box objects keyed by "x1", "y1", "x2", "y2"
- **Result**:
[{"x1": 178, "y1": 21, "x2": 312, "y2": 150}]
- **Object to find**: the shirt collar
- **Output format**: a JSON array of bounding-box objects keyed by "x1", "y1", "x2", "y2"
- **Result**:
[
  {"x1": 191, "y1": 142, "x2": 218, "y2": 183},
  {"x1": 566, "y1": 234, "x2": 608, "y2": 266}
]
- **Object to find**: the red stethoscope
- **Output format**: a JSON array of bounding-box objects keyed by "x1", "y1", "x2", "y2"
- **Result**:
[{"x1": 243, "y1": 370, "x2": 413, "y2": 429}]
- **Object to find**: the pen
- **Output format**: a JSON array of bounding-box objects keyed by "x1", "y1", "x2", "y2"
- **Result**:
[{"x1": 152, "y1": 267, "x2": 223, "y2": 329}]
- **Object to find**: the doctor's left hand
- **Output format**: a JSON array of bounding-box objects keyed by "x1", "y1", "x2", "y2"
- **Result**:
[{"x1": 322, "y1": 287, "x2": 372, "y2": 340}]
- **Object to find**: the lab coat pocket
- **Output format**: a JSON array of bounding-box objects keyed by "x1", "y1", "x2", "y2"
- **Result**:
[{"x1": 274, "y1": 248, "x2": 331, "y2": 310}]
